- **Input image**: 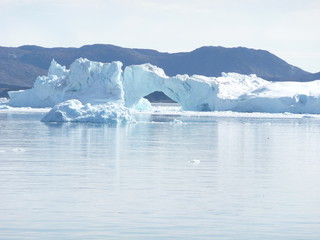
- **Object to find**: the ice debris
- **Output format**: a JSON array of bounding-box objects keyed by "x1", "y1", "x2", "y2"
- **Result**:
[
  {"x1": 189, "y1": 159, "x2": 201, "y2": 165},
  {"x1": 41, "y1": 99, "x2": 136, "y2": 124},
  {"x1": 133, "y1": 98, "x2": 153, "y2": 111},
  {"x1": 170, "y1": 119, "x2": 185, "y2": 125}
]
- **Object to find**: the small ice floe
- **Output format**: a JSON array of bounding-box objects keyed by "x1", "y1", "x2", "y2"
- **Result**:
[
  {"x1": 0, "y1": 98, "x2": 9, "y2": 104},
  {"x1": 12, "y1": 148, "x2": 26, "y2": 152},
  {"x1": 189, "y1": 159, "x2": 201, "y2": 165},
  {"x1": 0, "y1": 105, "x2": 11, "y2": 109},
  {"x1": 302, "y1": 115, "x2": 314, "y2": 119},
  {"x1": 41, "y1": 99, "x2": 136, "y2": 124},
  {"x1": 133, "y1": 98, "x2": 153, "y2": 111},
  {"x1": 170, "y1": 119, "x2": 185, "y2": 125}
]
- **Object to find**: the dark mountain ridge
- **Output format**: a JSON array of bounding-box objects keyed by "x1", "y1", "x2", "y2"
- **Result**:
[{"x1": 0, "y1": 44, "x2": 319, "y2": 98}]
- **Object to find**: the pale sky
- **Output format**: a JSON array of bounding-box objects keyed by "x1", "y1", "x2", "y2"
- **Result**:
[{"x1": 1, "y1": 0, "x2": 320, "y2": 72}]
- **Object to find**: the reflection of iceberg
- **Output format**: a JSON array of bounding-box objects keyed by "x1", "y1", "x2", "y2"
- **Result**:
[{"x1": 8, "y1": 58, "x2": 320, "y2": 115}]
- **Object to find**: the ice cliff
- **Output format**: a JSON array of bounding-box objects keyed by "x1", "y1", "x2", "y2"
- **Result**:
[
  {"x1": 9, "y1": 59, "x2": 124, "y2": 108},
  {"x1": 8, "y1": 58, "x2": 320, "y2": 116}
]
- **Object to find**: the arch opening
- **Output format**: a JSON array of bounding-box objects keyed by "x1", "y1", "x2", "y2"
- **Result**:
[
  {"x1": 144, "y1": 91, "x2": 177, "y2": 103},
  {"x1": 133, "y1": 91, "x2": 181, "y2": 112}
]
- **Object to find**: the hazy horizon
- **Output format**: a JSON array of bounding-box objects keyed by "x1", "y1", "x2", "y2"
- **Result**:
[{"x1": 1, "y1": 0, "x2": 319, "y2": 72}]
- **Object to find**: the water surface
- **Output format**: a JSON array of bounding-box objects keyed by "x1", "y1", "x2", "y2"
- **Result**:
[{"x1": 1, "y1": 111, "x2": 320, "y2": 239}]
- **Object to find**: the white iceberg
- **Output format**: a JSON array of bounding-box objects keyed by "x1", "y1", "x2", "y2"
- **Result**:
[
  {"x1": 41, "y1": 99, "x2": 135, "y2": 124},
  {"x1": 9, "y1": 58, "x2": 124, "y2": 108},
  {"x1": 7, "y1": 58, "x2": 320, "y2": 114},
  {"x1": 123, "y1": 64, "x2": 219, "y2": 111},
  {"x1": 233, "y1": 81, "x2": 320, "y2": 114},
  {"x1": 133, "y1": 98, "x2": 153, "y2": 111}
]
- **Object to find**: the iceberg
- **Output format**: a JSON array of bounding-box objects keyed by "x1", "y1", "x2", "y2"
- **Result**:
[
  {"x1": 123, "y1": 64, "x2": 218, "y2": 111},
  {"x1": 7, "y1": 58, "x2": 320, "y2": 115},
  {"x1": 133, "y1": 98, "x2": 153, "y2": 111},
  {"x1": 41, "y1": 99, "x2": 135, "y2": 124},
  {"x1": 233, "y1": 81, "x2": 320, "y2": 114},
  {"x1": 8, "y1": 58, "x2": 124, "y2": 108}
]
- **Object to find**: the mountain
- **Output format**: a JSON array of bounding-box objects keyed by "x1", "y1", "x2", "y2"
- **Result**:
[
  {"x1": 0, "y1": 44, "x2": 318, "y2": 98},
  {"x1": 301, "y1": 71, "x2": 320, "y2": 81}
]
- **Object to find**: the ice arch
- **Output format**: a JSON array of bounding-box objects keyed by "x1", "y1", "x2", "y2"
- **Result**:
[
  {"x1": 8, "y1": 59, "x2": 218, "y2": 111},
  {"x1": 123, "y1": 64, "x2": 218, "y2": 111},
  {"x1": 8, "y1": 58, "x2": 320, "y2": 114}
]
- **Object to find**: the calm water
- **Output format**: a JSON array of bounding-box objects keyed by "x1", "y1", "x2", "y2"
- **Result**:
[{"x1": 0, "y1": 110, "x2": 320, "y2": 239}]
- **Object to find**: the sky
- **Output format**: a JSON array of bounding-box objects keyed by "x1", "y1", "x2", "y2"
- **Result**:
[{"x1": 1, "y1": 0, "x2": 320, "y2": 72}]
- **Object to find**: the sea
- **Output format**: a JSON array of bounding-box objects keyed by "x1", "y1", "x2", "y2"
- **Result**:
[{"x1": 0, "y1": 105, "x2": 320, "y2": 239}]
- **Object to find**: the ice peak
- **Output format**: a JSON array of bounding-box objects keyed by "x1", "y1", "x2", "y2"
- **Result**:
[{"x1": 48, "y1": 59, "x2": 67, "y2": 77}]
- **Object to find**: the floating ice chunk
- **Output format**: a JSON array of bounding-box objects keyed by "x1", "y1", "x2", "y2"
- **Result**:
[
  {"x1": 133, "y1": 98, "x2": 153, "y2": 111},
  {"x1": 41, "y1": 99, "x2": 136, "y2": 124},
  {"x1": 0, "y1": 98, "x2": 8, "y2": 103},
  {"x1": 302, "y1": 115, "x2": 314, "y2": 119},
  {"x1": 170, "y1": 119, "x2": 185, "y2": 125},
  {"x1": 0, "y1": 105, "x2": 11, "y2": 109},
  {"x1": 189, "y1": 159, "x2": 201, "y2": 165},
  {"x1": 12, "y1": 148, "x2": 26, "y2": 152}
]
